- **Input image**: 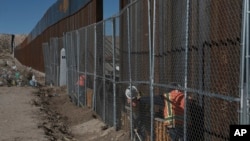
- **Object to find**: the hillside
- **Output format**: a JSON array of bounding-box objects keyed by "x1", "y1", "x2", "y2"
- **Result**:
[{"x1": 0, "y1": 34, "x2": 27, "y2": 53}]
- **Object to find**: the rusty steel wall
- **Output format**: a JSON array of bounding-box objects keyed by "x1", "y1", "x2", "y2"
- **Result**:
[{"x1": 14, "y1": 0, "x2": 103, "y2": 72}]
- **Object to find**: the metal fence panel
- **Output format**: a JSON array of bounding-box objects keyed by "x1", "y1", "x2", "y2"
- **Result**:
[
  {"x1": 186, "y1": 1, "x2": 241, "y2": 140},
  {"x1": 42, "y1": 42, "x2": 51, "y2": 85},
  {"x1": 95, "y1": 21, "x2": 105, "y2": 122},
  {"x1": 78, "y1": 28, "x2": 87, "y2": 106},
  {"x1": 103, "y1": 19, "x2": 116, "y2": 126},
  {"x1": 65, "y1": 32, "x2": 76, "y2": 103},
  {"x1": 50, "y1": 38, "x2": 58, "y2": 86}
]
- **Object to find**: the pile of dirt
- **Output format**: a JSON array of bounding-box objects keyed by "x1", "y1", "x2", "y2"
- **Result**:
[
  {"x1": 32, "y1": 85, "x2": 130, "y2": 141},
  {"x1": 32, "y1": 86, "x2": 77, "y2": 141},
  {"x1": 0, "y1": 53, "x2": 42, "y2": 87},
  {"x1": 0, "y1": 34, "x2": 41, "y2": 87}
]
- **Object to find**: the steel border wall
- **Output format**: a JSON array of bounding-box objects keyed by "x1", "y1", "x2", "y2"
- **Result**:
[{"x1": 14, "y1": 0, "x2": 103, "y2": 72}]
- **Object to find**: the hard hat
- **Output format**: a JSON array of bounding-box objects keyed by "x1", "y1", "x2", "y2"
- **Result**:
[
  {"x1": 125, "y1": 86, "x2": 138, "y2": 99},
  {"x1": 165, "y1": 82, "x2": 181, "y2": 93},
  {"x1": 80, "y1": 75, "x2": 85, "y2": 79}
]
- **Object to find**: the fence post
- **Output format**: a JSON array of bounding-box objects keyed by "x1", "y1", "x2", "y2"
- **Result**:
[
  {"x1": 76, "y1": 30, "x2": 80, "y2": 106},
  {"x1": 93, "y1": 25, "x2": 97, "y2": 111},
  {"x1": 240, "y1": 0, "x2": 249, "y2": 125},
  {"x1": 56, "y1": 37, "x2": 59, "y2": 86},
  {"x1": 147, "y1": 0, "x2": 156, "y2": 140},
  {"x1": 184, "y1": 0, "x2": 190, "y2": 140},
  {"x1": 112, "y1": 17, "x2": 117, "y2": 128},
  {"x1": 103, "y1": 22, "x2": 106, "y2": 122},
  {"x1": 126, "y1": 6, "x2": 134, "y2": 141}
]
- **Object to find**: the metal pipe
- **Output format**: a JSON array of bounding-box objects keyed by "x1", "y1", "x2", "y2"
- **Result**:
[
  {"x1": 76, "y1": 30, "x2": 80, "y2": 106},
  {"x1": 147, "y1": 0, "x2": 155, "y2": 140},
  {"x1": 84, "y1": 29, "x2": 88, "y2": 107},
  {"x1": 159, "y1": 0, "x2": 164, "y2": 84},
  {"x1": 127, "y1": 7, "x2": 133, "y2": 141},
  {"x1": 64, "y1": 33, "x2": 70, "y2": 95},
  {"x1": 103, "y1": 22, "x2": 106, "y2": 122},
  {"x1": 241, "y1": 0, "x2": 250, "y2": 124},
  {"x1": 112, "y1": 18, "x2": 117, "y2": 128},
  {"x1": 245, "y1": 0, "x2": 250, "y2": 124},
  {"x1": 184, "y1": 0, "x2": 190, "y2": 140},
  {"x1": 55, "y1": 39, "x2": 58, "y2": 85},
  {"x1": 134, "y1": 129, "x2": 142, "y2": 141},
  {"x1": 70, "y1": 32, "x2": 74, "y2": 100},
  {"x1": 150, "y1": 0, "x2": 156, "y2": 140},
  {"x1": 94, "y1": 25, "x2": 97, "y2": 111},
  {"x1": 135, "y1": 0, "x2": 138, "y2": 81},
  {"x1": 239, "y1": 0, "x2": 247, "y2": 124}
]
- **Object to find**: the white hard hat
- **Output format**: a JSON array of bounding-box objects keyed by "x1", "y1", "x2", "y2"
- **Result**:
[{"x1": 125, "y1": 86, "x2": 138, "y2": 99}]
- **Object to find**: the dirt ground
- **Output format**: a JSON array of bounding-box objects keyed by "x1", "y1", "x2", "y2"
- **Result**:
[
  {"x1": 0, "y1": 86, "x2": 46, "y2": 141},
  {"x1": 0, "y1": 85, "x2": 129, "y2": 141},
  {"x1": 0, "y1": 51, "x2": 130, "y2": 141}
]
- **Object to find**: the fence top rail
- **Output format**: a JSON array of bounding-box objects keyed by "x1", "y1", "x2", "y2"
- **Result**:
[
  {"x1": 153, "y1": 83, "x2": 240, "y2": 102},
  {"x1": 115, "y1": 81, "x2": 241, "y2": 102}
]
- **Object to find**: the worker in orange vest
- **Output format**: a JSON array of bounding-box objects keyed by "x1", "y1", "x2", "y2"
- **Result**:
[
  {"x1": 76, "y1": 74, "x2": 86, "y2": 103},
  {"x1": 162, "y1": 82, "x2": 184, "y2": 141},
  {"x1": 76, "y1": 75, "x2": 85, "y2": 86}
]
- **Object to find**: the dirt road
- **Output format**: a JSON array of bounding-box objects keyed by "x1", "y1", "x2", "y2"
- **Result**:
[{"x1": 0, "y1": 86, "x2": 46, "y2": 141}]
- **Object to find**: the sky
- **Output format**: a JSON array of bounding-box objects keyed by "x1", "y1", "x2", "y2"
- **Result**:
[{"x1": 0, "y1": 0, "x2": 119, "y2": 34}]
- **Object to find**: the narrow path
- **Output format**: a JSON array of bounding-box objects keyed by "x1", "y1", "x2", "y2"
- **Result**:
[{"x1": 0, "y1": 86, "x2": 47, "y2": 141}]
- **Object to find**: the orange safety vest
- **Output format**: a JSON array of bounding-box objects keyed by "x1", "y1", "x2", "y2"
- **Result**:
[
  {"x1": 76, "y1": 75, "x2": 85, "y2": 86},
  {"x1": 163, "y1": 90, "x2": 184, "y2": 126}
]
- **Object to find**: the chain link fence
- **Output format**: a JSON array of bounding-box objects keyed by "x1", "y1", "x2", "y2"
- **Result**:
[
  {"x1": 42, "y1": 37, "x2": 63, "y2": 86},
  {"x1": 42, "y1": 0, "x2": 249, "y2": 140}
]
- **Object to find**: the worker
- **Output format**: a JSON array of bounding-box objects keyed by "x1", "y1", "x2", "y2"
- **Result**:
[
  {"x1": 125, "y1": 85, "x2": 146, "y2": 141},
  {"x1": 76, "y1": 74, "x2": 86, "y2": 103},
  {"x1": 162, "y1": 82, "x2": 184, "y2": 141}
]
